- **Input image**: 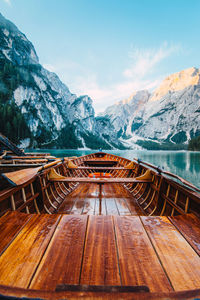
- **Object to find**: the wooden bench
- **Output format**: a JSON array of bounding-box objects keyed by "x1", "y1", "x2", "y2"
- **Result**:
[{"x1": 49, "y1": 177, "x2": 152, "y2": 198}]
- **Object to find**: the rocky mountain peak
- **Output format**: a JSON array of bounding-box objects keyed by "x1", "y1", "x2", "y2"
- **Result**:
[
  {"x1": 0, "y1": 13, "x2": 125, "y2": 149},
  {"x1": 150, "y1": 67, "x2": 200, "y2": 102},
  {"x1": 0, "y1": 13, "x2": 39, "y2": 65}
]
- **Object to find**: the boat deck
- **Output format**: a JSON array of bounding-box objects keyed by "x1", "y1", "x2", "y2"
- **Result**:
[
  {"x1": 57, "y1": 183, "x2": 142, "y2": 215},
  {"x1": 0, "y1": 211, "x2": 200, "y2": 296}
]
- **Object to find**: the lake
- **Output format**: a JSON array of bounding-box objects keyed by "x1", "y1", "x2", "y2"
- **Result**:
[{"x1": 27, "y1": 149, "x2": 200, "y2": 189}]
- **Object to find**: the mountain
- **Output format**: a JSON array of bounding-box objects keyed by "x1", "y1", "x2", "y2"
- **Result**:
[
  {"x1": 99, "y1": 67, "x2": 200, "y2": 149},
  {"x1": 1, "y1": 13, "x2": 200, "y2": 150},
  {"x1": 0, "y1": 13, "x2": 123, "y2": 149}
]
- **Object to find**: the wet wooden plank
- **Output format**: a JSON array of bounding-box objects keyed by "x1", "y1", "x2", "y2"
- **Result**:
[
  {"x1": 56, "y1": 196, "x2": 75, "y2": 213},
  {"x1": 0, "y1": 214, "x2": 60, "y2": 288},
  {"x1": 125, "y1": 197, "x2": 143, "y2": 216},
  {"x1": 0, "y1": 211, "x2": 32, "y2": 255},
  {"x1": 114, "y1": 216, "x2": 172, "y2": 292},
  {"x1": 106, "y1": 198, "x2": 119, "y2": 215},
  {"x1": 30, "y1": 215, "x2": 88, "y2": 290},
  {"x1": 103, "y1": 184, "x2": 115, "y2": 198},
  {"x1": 95, "y1": 198, "x2": 107, "y2": 215},
  {"x1": 70, "y1": 185, "x2": 89, "y2": 214},
  {"x1": 80, "y1": 216, "x2": 121, "y2": 285},
  {"x1": 81, "y1": 184, "x2": 96, "y2": 215},
  {"x1": 56, "y1": 284, "x2": 149, "y2": 293},
  {"x1": 169, "y1": 214, "x2": 200, "y2": 255},
  {"x1": 74, "y1": 166, "x2": 131, "y2": 170},
  {"x1": 57, "y1": 184, "x2": 81, "y2": 213},
  {"x1": 70, "y1": 198, "x2": 85, "y2": 214},
  {"x1": 50, "y1": 177, "x2": 151, "y2": 184},
  {"x1": 115, "y1": 198, "x2": 131, "y2": 216},
  {"x1": 82, "y1": 198, "x2": 96, "y2": 215},
  {"x1": 141, "y1": 216, "x2": 200, "y2": 291}
]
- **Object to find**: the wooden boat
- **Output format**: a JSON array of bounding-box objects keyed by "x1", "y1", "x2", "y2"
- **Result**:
[
  {"x1": 0, "y1": 133, "x2": 56, "y2": 173},
  {"x1": 0, "y1": 155, "x2": 56, "y2": 173},
  {"x1": 0, "y1": 151, "x2": 200, "y2": 299}
]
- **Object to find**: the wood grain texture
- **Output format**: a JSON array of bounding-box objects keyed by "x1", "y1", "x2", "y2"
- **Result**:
[
  {"x1": 0, "y1": 214, "x2": 60, "y2": 288},
  {"x1": 106, "y1": 198, "x2": 119, "y2": 215},
  {"x1": 169, "y1": 214, "x2": 200, "y2": 255},
  {"x1": 114, "y1": 216, "x2": 172, "y2": 292},
  {"x1": 141, "y1": 216, "x2": 200, "y2": 291},
  {"x1": 1, "y1": 285, "x2": 200, "y2": 300},
  {"x1": 0, "y1": 211, "x2": 32, "y2": 255},
  {"x1": 30, "y1": 215, "x2": 88, "y2": 290},
  {"x1": 50, "y1": 177, "x2": 152, "y2": 184},
  {"x1": 58, "y1": 183, "x2": 142, "y2": 216},
  {"x1": 80, "y1": 215, "x2": 121, "y2": 286},
  {"x1": 114, "y1": 198, "x2": 131, "y2": 215}
]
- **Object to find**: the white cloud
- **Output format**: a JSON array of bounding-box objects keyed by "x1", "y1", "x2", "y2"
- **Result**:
[
  {"x1": 43, "y1": 42, "x2": 181, "y2": 113},
  {"x1": 3, "y1": 0, "x2": 11, "y2": 6},
  {"x1": 123, "y1": 42, "x2": 180, "y2": 79}
]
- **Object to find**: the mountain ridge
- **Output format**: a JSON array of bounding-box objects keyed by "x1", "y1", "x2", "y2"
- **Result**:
[
  {"x1": 99, "y1": 67, "x2": 200, "y2": 149},
  {"x1": 0, "y1": 13, "x2": 200, "y2": 150},
  {"x1": 0, "y1": 13, "x2": 124, "y2": 150}
]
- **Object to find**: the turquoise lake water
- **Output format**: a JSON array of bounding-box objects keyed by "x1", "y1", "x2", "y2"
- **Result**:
[{"x1": 27, "y1": 149, "x2": 200, "y2": 189}]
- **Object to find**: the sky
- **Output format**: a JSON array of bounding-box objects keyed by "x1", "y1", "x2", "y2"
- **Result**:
[{"x1": 0, "y1": 0, "x2": 200, "y2": 113}]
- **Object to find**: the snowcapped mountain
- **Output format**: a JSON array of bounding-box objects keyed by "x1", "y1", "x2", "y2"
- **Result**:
[
  {"x1": 135, "y1": 67, "x2": 200, "y2": 146},
  {"x1": 0, "y1": 13, "x2": 123, "y2": 149},
  {"x1": 99, "y1": 67, "x2": 200, "y2": 149},
  {"x1": 99, "y1": 90, "x2": 150, "y2": 138},
  {"x1": 0, "y1": 12, "x2": 199, "y2": 150}
]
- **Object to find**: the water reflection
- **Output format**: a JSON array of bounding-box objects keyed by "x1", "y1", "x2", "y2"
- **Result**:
[{"x1": 27, "y1": 149, "x2": 200, "y2": 188}]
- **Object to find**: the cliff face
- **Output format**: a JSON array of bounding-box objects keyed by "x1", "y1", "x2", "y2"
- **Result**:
[
  {"x1": 99, "y1": 67, "x2": 200, "y2": 149},
  {"x1": 0, "y1": 13, "x2": 123, "y2": 149},
  {"x1": 135, "y1": 67, "x2": 200, "y2": 146},
  {"x1": 1, "y1": 12, "x2": 200, "y2": 150}
]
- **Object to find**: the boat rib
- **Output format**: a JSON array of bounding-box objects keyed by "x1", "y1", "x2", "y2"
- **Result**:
[{"x1": 0, "y1": 151, "x2": 200, "y2": 299}]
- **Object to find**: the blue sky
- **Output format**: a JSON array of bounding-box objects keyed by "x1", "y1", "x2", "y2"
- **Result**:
[{"x1": 0, "y1": 0, "x2": 200, "y2": 112}]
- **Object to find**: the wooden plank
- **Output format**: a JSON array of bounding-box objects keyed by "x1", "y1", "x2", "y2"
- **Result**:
[
  {"x1": 141, "y1": 216, "x2": 200, "y2": 291},
  {"x1": 73, "y1": 166, "x2": 132, "y2": 170},
  {"x1": 56, "y1": 284, "x2": 149, "y2": 293},
  {"x1": 82, "y1": 198, "x2": 96, "y2": 215},
  {"x1": 85, "y1": 160, "x2": 118, "y2": 166},
  {"x1": 50, "y1": 177, "x2": 152, "y2": 184},
  {"x1": 57, "y1": 184, "x2": 83, "y2": 213},
  {"x1": 115, "y1": 198, "x2": 131, "y2": 216},
  {"x1": 95, "y1": 198, "x2": 107, "y2": 215},
  {"x1": 71, "y1": 184, "x2": 90, "y2": 214},
  {"x1": 80, "y1": 216, "x2": 121, "y2": 285},
  {"x1": 0, "y1": 214, "x2": 60, "y2": 288},
  {"x1": 70, "y1": 198, "x2": 85, "y2": 214},
  {"x1": 169, "y1": 214, "x2": 200, "y2": 255},
  {"x1": 114, "y1": 216, "x2": 172, "y2": 292},
  {"x1": 106, "y1": 198, "x2": 119, "y2": 215},
  {"x1": 0, "y1": 211, "x2": 32, "y2": 255},
  {"x1": 30, "y1": 215, "x2": 88, "y2": 290},
  {"x1": 125, "y1": 197, "x2": 143, "y2": 216}
]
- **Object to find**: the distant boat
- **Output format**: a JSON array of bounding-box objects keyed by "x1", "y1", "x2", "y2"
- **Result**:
[
  {"x1": 0, "y1": 151, "x2": 200, "y2": 299},
  {"x1": 0, "y1": 132, "x2": 56, "y2": 173}
]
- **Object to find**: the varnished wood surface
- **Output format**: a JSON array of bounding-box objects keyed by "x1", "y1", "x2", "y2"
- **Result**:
[
  {"x1": 0, "y1": 211, "x2": 200, "y2": 296},
  {"x1": 169, "y1": 214, "x2": 200, "y2": 255},
  {"x1": 30, "y1": 215, "x2": 88, "y2": 290},
  {"x1": 114, "y1": 216, "x2": 172, "y2": 292},
  {"x1": 0, "y1": 212, "x2": 32, "y2": 255},
  {"x1": 141, "y1": 216, "x2": 200, "y2": 291},
  {"x1": 1, "y1": 285, "x2": 200, "y2": 300},
  {"x1": 57, "y1": 183, "x2": 143, "y2": 215},
  {"x1": 50, "y1": 176, "x2": 151, "y2": 183},
  {"x1": 80, "y1": 216, "x2": 121, "y2": 286},
  {"x1": 0, "y1": 213, "x2": 60, "y2": 288}
]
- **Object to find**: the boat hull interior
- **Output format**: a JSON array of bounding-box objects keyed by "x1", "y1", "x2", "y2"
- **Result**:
[{"x1": 0, "y1": 152, "x2": 200, "y2": 299}]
